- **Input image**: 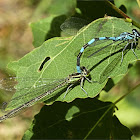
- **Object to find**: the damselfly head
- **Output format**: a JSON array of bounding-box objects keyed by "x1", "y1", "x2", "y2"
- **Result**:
[{"x1": 132, "y1": 29, "x2": 140, "y2": 38}]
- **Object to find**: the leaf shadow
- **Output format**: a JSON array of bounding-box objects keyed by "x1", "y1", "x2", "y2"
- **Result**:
[
  {"x1": 24, "y1": 98, "x2": 132, "y2": 139},
  {"x1": 45, "y1": 15, "x2": 67, "y2": 40}
]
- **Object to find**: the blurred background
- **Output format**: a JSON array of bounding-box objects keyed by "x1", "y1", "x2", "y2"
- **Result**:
[
  {"x1": 0, "y1": 0, "x2": 41, "y2": 139},
  {"x1": 0, "y1": 0, "x2": 140, "y2": 139}
]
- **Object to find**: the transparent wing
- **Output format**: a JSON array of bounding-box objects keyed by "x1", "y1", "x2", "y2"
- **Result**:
[
  {"x1": 0, "y1": 77, "x2": 17, "y2": 92},
  {"x1": 99, "y1": 48, "x2": 129, "y2": 83},
  {"x1": 60, "y1": 17, "x2": 89, "y2": 36},
  {"x1": 0, "y1": 77, "x2": 63, "y2": 91},
  {"x1": 0, "y1": 77, "x2": 65, "y2": 110},
  {"x1": 84, "y1": 40, "x2": 127, "y2": 58}
]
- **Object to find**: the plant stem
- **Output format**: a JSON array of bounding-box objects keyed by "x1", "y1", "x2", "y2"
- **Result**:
[
  {"x1": 84, "y1": 82, "x2": 140, "y2": 139},
  {"x1": 105, "y1": 0, "x2": 140, "y2": 29},
  {"x1": 114, "y1": 82, "x2": 140, "y2": 105}
]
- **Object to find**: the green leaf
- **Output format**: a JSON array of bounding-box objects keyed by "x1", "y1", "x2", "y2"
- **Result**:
[
  {"x1": 30, "y1": 0, "x2": 76, "y2": 47},
  {"x1": 6, "y1": 17, "x2": 140, "y2": 111},
  {"x1": 22, "y1": 124, "x2": 34, "y2": 140},
  {"x1": 30, "y1": 15, "x2": 66, "y2": 47},
  {"x1": 111, "y1": 115, "x2": 132, "y2": 139},
  {"x1": 46, "y1": 0, "x2": 76, "y2": 16},
  {"x1": 114, "y1": 0, "x2": 140, "y2": 22},
  {"x1": 23, "y1": 98, "x2": 132, "y2": 139}
]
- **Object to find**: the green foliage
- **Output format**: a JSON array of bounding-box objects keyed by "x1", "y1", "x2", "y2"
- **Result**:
[
  {"x1": 31, "y1": 0, "x2": 76, "y2": 47},
  {"x1": 2, "y1": 0, "x2": 140, "y2": 139},
  {"x1": 114, "y1": 0, "x2": 140, "y2": 22},
  {"x1": 6, "y1": 17, "x2": 140, "y2": 111},
  {"x1": 22, "y1": 98, "x2": 132, "y2": 139}
]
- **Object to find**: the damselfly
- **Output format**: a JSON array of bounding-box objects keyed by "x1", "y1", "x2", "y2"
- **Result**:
[
  {"x1": 0, "y1": 66, "x2": 90, "y2": 122},
  {"x1": 60, "y1": 17, "x2": 140, "y2": 73},
  {"x1": 77, "y1": 29, "x2": 140, "y2": 73}
]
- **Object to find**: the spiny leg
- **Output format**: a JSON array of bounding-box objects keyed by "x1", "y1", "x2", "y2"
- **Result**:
[
  {"x1": 121, "y1": 42, "x2": 129, "y2": 65},
  {"x1": 84, "y1": 76, "x2": 93, "y2": 83},
  {"x1": 80, "y1": 77, "x2": 88, "y2": 96},
  {"x1": 63, "y1": 84, "x2": 74, "y2": 99},
  {"x1": 131, "y1": 42, "x2": 138, "y2": 59}
]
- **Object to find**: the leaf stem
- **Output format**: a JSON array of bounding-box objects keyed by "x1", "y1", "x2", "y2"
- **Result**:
[
  {"x1": 105, "y1": 0, "x2": 140, "y2": 29},
  {"x1": 83, "y1": 103, "x2": 114, "y2": 140}
]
